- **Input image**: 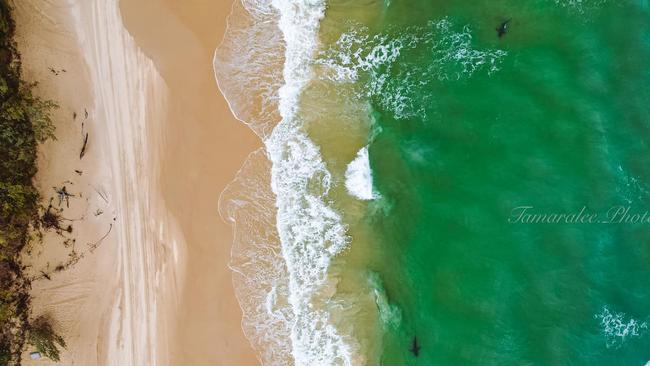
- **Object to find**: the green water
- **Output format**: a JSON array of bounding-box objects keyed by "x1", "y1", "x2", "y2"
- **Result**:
[{"x1": 321, "y1": 0, "x2": 650, "y2": 364}]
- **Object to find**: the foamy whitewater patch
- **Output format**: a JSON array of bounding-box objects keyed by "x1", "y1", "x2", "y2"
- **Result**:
[
  {"x1": 595, "y1": 306, "x2": 649, "y2": 349},
  {"x1": 553, "y1": 0, "x2": 609, "y2": 13},
  {"x1": 615, "y1": 165, "x2": 650, "y2": 205},
  {"x1": 267, "y1": 0, "x2": 364, "y2": 362},
  {"x1": 345, "y1": 147, "x2": 376, "y2": 200},
  {"x1": 317, "y1": 17, "x2": 507, "y2": 120}
]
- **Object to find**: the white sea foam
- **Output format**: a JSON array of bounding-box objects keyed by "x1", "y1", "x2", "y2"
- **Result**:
[
  {"x1": 553, "y1": 0, "x2": 609, "y2": 12},
  {"x1": 317, "y1": 18, "x2": 507, "y2": 120},
  {"x1": 215, "y1": 1, "x2": 295, "y2": 363},
  {"x1": 266, "y1": 0, "x2": 363, "y2": 362},
  {"x1": 595, "y1": 306, "x2": 648, "y2": 349},
  {"x1": 219, "y1": 149, "x2": 293, "y2": 365},
  {"x1": 216, "y1": 0, "x2": 362, "y2": 364},
  {"x1": 214, "y1": 0, "x2": 284, "y2": 139},
  {"x1": 345, "y1": 147, "x2": 376, "y2": 201},
  {"x1": 615, "y1": 165, "x2": 650, "y2": 205}
]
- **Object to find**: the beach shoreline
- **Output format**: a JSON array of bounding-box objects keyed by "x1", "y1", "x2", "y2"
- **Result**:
[
  {"x1": 119, "y1": 0, "x2": 261, "y2": 364},
  {"x1": 14, "y1": 0, "x2": 267, "y2": 363}
]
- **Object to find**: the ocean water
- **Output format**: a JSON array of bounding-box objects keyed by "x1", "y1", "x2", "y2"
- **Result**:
[{"x1": 217, "y1": 0, "x2": 650, "y2": 365}]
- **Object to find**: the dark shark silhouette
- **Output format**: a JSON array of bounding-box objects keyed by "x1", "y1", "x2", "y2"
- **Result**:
[
  {"x1": 496, "y1": 19, "x2": 511, "y2": 38},
  {"x1": 409, "y1": 336, "x2": 421, "y2": 357}
]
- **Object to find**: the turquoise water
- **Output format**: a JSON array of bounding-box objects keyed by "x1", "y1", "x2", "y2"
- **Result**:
[
  {"x1": 321, "y1": 0, "x2": 650, "y2": 364},
  {"x1": 217, "y1": 0, "x2": 650, "y2": 363}
]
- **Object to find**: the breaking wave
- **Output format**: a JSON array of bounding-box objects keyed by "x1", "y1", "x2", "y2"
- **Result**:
[
  {"x1": 345, "y1": 147, "x2": 376, "y2": 201},
  {"x1": 216, "y1": 0, "x2": 362, "y2": 364}
]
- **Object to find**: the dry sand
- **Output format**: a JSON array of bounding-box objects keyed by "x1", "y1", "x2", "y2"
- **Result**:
[
  {"x1": 13, "y1": 2, "x2": 118, "y2": 364},
  {"x1": 13, "y1": 0, "x2": 260, "y2": 364}
]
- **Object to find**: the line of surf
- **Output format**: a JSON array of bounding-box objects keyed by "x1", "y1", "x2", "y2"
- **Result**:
[{"x1": 215, "y1": 0, "x2": 362, "y2": 365}]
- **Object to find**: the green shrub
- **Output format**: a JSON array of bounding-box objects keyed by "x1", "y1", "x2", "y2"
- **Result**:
[
  {"x1": 27, "y1": 316, "x2": 66, "y2": 362},
  {"x1": 0, "y1": 1, "x2": 62, "y2": 364}
]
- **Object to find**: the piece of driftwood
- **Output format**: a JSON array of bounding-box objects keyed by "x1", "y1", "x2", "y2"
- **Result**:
[
  {"x1": 94, "y1": 187, "x2": 109, "y2": 203},
  {"x1": 88, "y1": 223, "x2": 113, "y2": 253},
  {"x1": 80, "y1": 132, "x2": 89, "y2": 159},
  {"x1": 54, "y1": 186, "x2": 75, "y2": 208}
]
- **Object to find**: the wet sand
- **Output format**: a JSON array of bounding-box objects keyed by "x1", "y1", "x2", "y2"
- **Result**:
[{"x1": 119, "y1": 0, "x2": 261, "y2": 364}]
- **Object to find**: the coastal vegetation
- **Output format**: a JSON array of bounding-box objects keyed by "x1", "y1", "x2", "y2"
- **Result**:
[{"x1": 1, "y1": 1, "x2": 64, "y2": 364}]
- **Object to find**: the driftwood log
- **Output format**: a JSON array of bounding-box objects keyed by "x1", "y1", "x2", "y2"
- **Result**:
[{"x1": 79, "y1": 132, "x2": 89, "y2": 159}]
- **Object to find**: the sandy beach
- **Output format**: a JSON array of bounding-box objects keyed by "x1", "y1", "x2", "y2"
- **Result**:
[
  {"x1": 119, "y1": 0, "x2": 261, "y2": 364},
  {"x1": 9, "y1": 0, "x2": 258, "y2": 364},
  {"x1": 13, "y1": 2, "x2": 119, "y2": 363}
]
